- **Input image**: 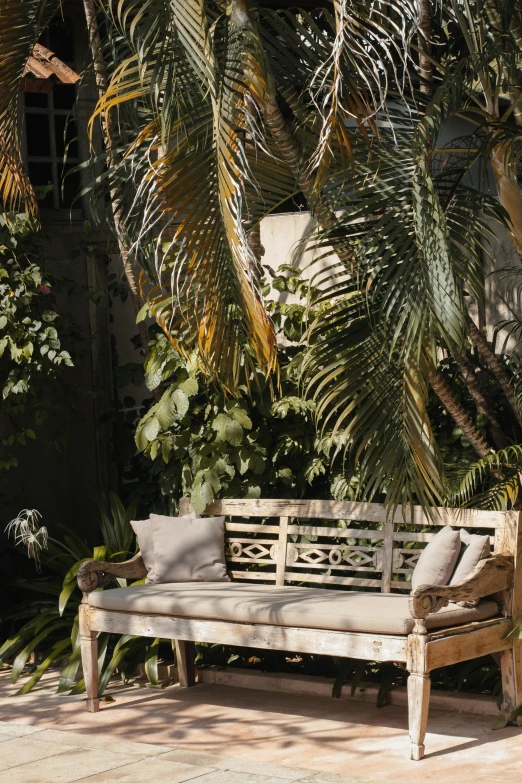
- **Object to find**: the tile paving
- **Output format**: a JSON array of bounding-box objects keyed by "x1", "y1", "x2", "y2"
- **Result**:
[
  {"x1": 0, "y1": 718, "x2": 381, "y2": 783},
  {"x1": 0, "y1": 670, "x2": 521, "y2": 782}
]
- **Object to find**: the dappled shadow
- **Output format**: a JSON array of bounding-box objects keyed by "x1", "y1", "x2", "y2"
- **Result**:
[{"x1": 0, "y1": 668, "x2": 520, "y2": 776}]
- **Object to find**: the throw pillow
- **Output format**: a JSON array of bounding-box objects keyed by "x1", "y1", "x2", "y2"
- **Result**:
[
  {"x1": 131, "y1": 518, "x2": 158, "y2": 582},
  {"x1": 411, "y1": 525, "x2": 461, "y2": 591},
  {"x1": 450, "y1": 529, "x2": 490, "y2": 585},
  {"x1": 148, "y1": 513, "x2": 230, "y2": 583}
]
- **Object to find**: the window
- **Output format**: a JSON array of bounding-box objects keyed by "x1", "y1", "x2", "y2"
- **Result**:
[{"x1": 23, "y1": 17, "x2": 82, "y2": 211}]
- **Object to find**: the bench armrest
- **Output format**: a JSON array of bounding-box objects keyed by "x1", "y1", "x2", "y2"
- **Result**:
[
  {"x1": 409, "y1": 553, "x2": 514, "y2": 620},
  {"x1": 77, "y1": 553, "x2": 147, "y2": 594}
]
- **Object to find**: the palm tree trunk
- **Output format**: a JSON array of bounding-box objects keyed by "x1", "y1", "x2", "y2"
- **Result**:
[
  {"x1": 450, "y1": 343, "x2": 508, "y2": 449},
  {"x1": 418, "y1": 0, "x2": 433, "y2": 93},
  {"x1": 261, "y1": 96, "x2": 338, "y2": 232},
  {"x1": 224, "y1": 0, "x2": 338, "y2": 233},
  {"x1": 467, "y1": 321, "x2": 522, "y2": 428},
  {"x1": 82, "y1": 0, "x2": 150, "y2": 354},
  {"x1": 426, "y1": 361, "x2": 494, "y2": 458},
  {"x1": 247, "y1": 221, "x2": 262, "y2": 271}
]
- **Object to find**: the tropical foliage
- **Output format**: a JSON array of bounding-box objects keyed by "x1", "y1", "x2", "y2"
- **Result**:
[
  {"x1": 2, "y1": 1, "x2": 522, "y2": 510},
  {"x1": 0, "y1": 494, "x2": 168, "y2": 696},
  {"x1": 0, "y1": 212, "x2": 75, "y2": 476},
  {"x1": 82, "y1": 0, "x2": 522, "y2": 513},
  {"x1": 133, "y1": 265, "x2": 360, "y2": 513},
  {"x1": 3, "y1": 0, "x2": 522, "y2": 709}
]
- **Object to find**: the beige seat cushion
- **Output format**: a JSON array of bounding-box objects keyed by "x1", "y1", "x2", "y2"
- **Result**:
[{"x1": 88, "y1": 583, "x2": 498, "y2": 635}]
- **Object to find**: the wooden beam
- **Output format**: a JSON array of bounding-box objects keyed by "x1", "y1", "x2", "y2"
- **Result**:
[
  {"x1": 181, "y1": 498, "x2": 509, "y2": 528},
  {"x1": 87, "y1": 607, "x2": 408, "y2": 662},
  {"x1": 425, "y1": 619, "x2": 512, "y2": 671}
]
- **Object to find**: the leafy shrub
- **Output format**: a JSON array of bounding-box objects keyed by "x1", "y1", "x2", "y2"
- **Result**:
[
  {"x1": 133, "y1": 265, "x2": 358, "y2": 512},
  {"x1": 0, "y1": 213, "x2": 76, "y2": 476}
]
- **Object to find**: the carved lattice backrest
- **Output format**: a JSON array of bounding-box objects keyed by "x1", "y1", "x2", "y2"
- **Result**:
[{"x1": 179, "y1": 498, "x2": 517, "y2": 592}]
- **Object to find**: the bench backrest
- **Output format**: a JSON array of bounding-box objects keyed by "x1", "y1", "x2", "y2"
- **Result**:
[{"x1": 179, "y1": 498, "x2": 521, "y2": 592}]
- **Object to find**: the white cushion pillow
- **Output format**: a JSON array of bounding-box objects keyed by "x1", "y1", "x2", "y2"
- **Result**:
[
  {"x1": 450, "y1": 529, "x2": 490, "y2": 585},
  {"x1": 131, "y1": 513, "x2": 203, "y2": 582},
  {"x1": 131, "y1": 518, "x2": 158, "y2": 582},
  {"x1": 148, "y1": 513, "x2": 230, "y2": 583},
  {"x1": 411, "y1": 525, "x2": 461, "y2": 592}
]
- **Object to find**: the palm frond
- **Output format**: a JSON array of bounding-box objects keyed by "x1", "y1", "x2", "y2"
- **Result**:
[
  {"x1": 302, "y1": 291, "x2": 444, "y2": 511},
  {"x1": 451, "y1": 445, "x2": 522, "y2": 509},
  {"x1": 308, "y1": 0, "x2": 420, "y2": 189},
  {"x1": 301, "y1": 58, "x2": 517, "y2": 509}
]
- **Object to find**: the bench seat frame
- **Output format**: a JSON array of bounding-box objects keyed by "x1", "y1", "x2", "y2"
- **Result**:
[{"x1": 78, "y1": 499, "x2": 522, "y2": 761}]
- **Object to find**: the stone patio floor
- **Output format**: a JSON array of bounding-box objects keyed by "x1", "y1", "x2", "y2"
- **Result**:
[{"x1": 0, "y1": 669, "x2": 521, "y2": 782}]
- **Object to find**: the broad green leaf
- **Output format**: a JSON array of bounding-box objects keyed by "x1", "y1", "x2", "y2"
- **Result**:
[
  {"x1": 11, "y1": 621, "x2": 66, "y2": 682},
  {"x1": 172, "y1": 388, "x2": 189, "y2": 417},
  {"x1": 93, "y1": 546, "x2": 109, "y2": 561},
  {"x1": 212, "y1": 413, "x2": 229, "y2": 441},
  {"x1": 229, "y1": 407, "x2": 252, "y2": 430},
  {"x1": 237, "y1": 447, "x2": 250, "y2": 475},
  {"x1": 248, "y1": 450, "x2": 265, "y2": 475},
  {"x1": 224, "y1": 419, "x2": 243, "y2": 446},
  {"x1": 136, "y1": 303, "x2": 149, "y2": 323},
  {"x1": 56, "y1": 645, "x2": 82, "y2": 693},
  {"x1": 156, "y1": 393, "x2": 176, "y2": 429},
  {"x1": 178, "y1": 377, "x2": 198, "y2": 396},
  {"x1": 143, "y1": 416, "x2": 160, "y2": 442},
  {"x1": 191, "y1": 480, "x2": 214, "y2": 514}
]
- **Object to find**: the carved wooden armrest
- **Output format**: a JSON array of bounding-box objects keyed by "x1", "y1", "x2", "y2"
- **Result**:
[
  {"x1": 77, "y1": 553, "x2": 147, "y2": 594},
  {"x1": 409, "y1": 554, "x2": 514, "y2": 620}
]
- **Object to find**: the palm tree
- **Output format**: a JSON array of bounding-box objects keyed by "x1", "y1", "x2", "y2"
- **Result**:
[
  {"x1": 2, "y1": 0, "x2": 522, "y2": 511},
  {"x1": 86, "y1": 0, "x2": 419, "y2": 389},
  {"x1": 301, "y1": 0, "x2": 522, "y2": 508}
]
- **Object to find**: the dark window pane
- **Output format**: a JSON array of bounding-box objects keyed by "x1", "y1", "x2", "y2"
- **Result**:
[
  {"x1": 54, "y1": 115, "x2": 79, "y2": 158},
  {"x1": 53, "y1": 84, "x2": 76, "y2": 110},
  {"x1": 49, "y1": 17, "x2": 75, "y2": 63},
  {"x1": 28, "y1": 162, "x2": 54, "y2": 208},
  {"x1": 25, "y1": 92, "x2": 48, "y2": 109},
  {"x1": 60, "y1": 164, "x2": 82, "y2": 208},
  {"x1": 25, "y1": 113, "x2": 51, "y2": 156},
  {"x1": 273, "y1": 192, "x2": 308, "y2": 214}
]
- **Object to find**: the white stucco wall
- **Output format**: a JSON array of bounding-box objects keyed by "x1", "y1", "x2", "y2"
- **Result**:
[{"x1": 260, "y1": 211, "x2": 335, "y2": 303}]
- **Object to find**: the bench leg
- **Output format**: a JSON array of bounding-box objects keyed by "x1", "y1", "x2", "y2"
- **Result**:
[
  {"x1": 79, "y1": 604, "x2": 99, "y2": 712},
  {"x1": 500, "y1": 644, "x2": 522, "y2": 725},
  {"x1": 175, "y1": 640, "x2": 196, "y2": 687},
  {"x1": 407, "y1": 672, "x2": 430, "y2": 760}
]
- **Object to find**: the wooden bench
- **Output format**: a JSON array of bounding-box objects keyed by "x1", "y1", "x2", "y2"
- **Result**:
[{"x1": 78, "y1": 499, "x2": 522, "y2": 760}]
